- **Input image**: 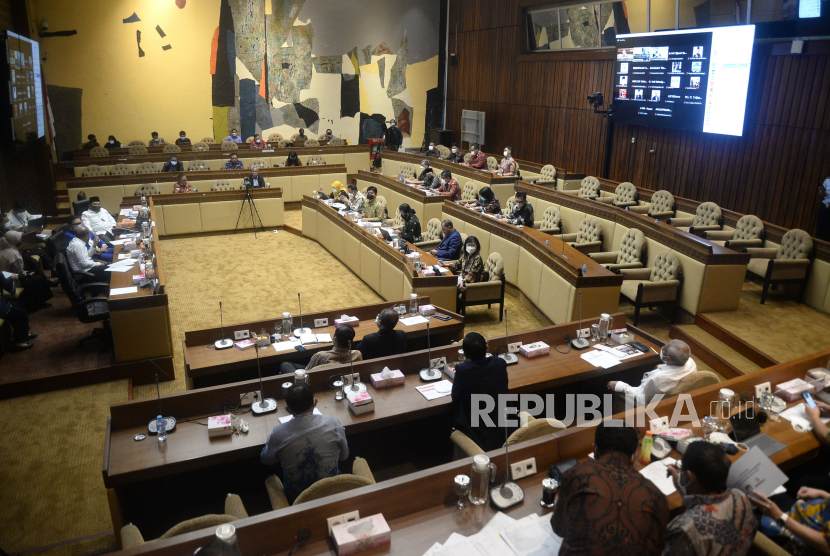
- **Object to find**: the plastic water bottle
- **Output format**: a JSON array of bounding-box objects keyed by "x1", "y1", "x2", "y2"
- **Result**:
[
  {"x1": 545, "y1": 239, "x2": 550, "y2": 248},
  {"x1": 639, "y1": 430, "x2": 653, "y2": 464},
  {"x1": 156, "y1": 415, "x2": 167, "y2": 442},
  {"x1": 582, "y1": 264, "x2": 588, "y2": 276},
  {"x1": 410, "y1": 293, "x2": 418, "y2": 317}
]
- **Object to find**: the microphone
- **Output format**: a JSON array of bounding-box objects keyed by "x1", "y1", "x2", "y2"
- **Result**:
[
  {"x1": 571, "y1": 291, "x2": 590, "y2": 350},
  {"x1": 251, "y1": 338, "x2": 277, "y2": 414},
  {"x1": 214, "y1": 301, "x2": 233, "y2": 350},
  {"x1": 293, "y1": 293, "x2": 311, "y2": 337},
  {"x1": 146, "y1": 358, "x2": 177, "y2": 434},
  {"x1": 348, "y1": 340, "x2": 360, "y2": 392},
  {"x1": 687, "y1": 214, "x2": 705, "y2": 232},
  {"x1": 498, "y1": 308, "x2": 519, "y2": 366},
  {"x1": 560, "y1": 234, "x2": 569, "y2": 260},
  {"x1": 490, "y1": 409, "x2": 525, "y2": 510},
  {"x1": 419, "y1": 316, "x2": 441, "y2": 381}
]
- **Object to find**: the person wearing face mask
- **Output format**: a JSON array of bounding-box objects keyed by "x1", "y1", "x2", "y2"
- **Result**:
[
  {"x1": 148, "y1": 131, "x2": 165, "y2": 147},
  {"x1": 499, "y1": 191, "x2": 534, "y2": 227},
  {"x1": 223, "y1": 128, "x2": 243, "y2": 144},
  {"x1": 81, "y1": 197, "x2": 117, "y2": 241},
  {"x1": 223, "y1": 153, "x2": 245, "y2": 170},
  {"x1": 295, "y1": 128, "x2": 308, "y2": 142},
  {"x1": 249, "y1": 134, "x2": 269, "y2": 149},
  {"x1": 394, "y1": 203, "x2": 421, "y2": 244},
  {"x1": 663, "y1": 441, "x2": 757, "y2": 556},
  {"x1": 322, "y1": 129, "x2": 334, "y2": 141},
  {"x1": 385, "y1": 119, "x2": 403, "y2": 152},
  {"x1": 7, "y1": 201, "x2": 32, "y2": 230},
  {"x1": 161, "y1": 155, "x2": 184, "y2": 172},
  {"x1": 446, "y1": 236, "x2": 484, "y2": 304},
  {"x1": 424, "y1": 141, "x2": 440, "y2": 158},
  {"x1": 175, "y1": 130, "x2": 191, "y2": 146},
  {"x1": 66, "y1": 215, "x2": 113, "y2": 262},
  {"x1": 436, "y1": 169, "x2": 461, "y2": 201},
  {"x1": 361, "y1": 186, "x2": 387, "y2": 222},
  {"x1": 496, "y1": 146, "x2": 516, "y2": 176},
  {"x1": 606, "y1": 339, "x2": 697, "y2": 408},
  {"x1": 174, "y1": 173, "x2": 194, "y2": 193},
  {"x1": 105, "y1": 135, "x2": 123, "y2": 149},
  {"x1": 355, "y1": 308, "x2": 408, "y2": 361},
  {"x1": 66, "y1": 226, "x2": 110, "y2": 284},
  {"x1": 429, "y1": 219, "x2": 462, "y2": 261},
  {"x1": 318, "y1": 180, "x2": 347, "y2": 201},
  {"x1": 465, "y1": 143, "x2": 487, "y2": 170},
  {"x1": 0, "y1": 231, "x2": 55, "y2": 310},
  {"x1": 552, "y1": 421, "x2": 668, "y2": 556},
  {"x1": 405, "y1": 159, "x2": 433, "y2": 186},
  {"x1": 285, "y1": 151, "x2": 302, "y2": 167},
  {"x1": 445, "y1": 143, "x2": 464, "y2": 164},
  {"x1": 343, "y1": 183, "x2": 365, "y2": 213},
  {"x1": 468, "y1": 186, "x2": 501, "y2": 214}
]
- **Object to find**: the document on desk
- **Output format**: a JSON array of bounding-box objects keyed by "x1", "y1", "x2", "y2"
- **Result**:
[
  {"x1": 593, "y1": 343, "x2": 641, "y2": 360},
  {"x1": 778, "y1": 402, "x2": 830, "y2": 431},
  {"x1": 315, "y1": 333, "x2": 332, "y2": 344},
  {"x1": 300, "y1": 333, "x2": 319, "y2": 345},
  {"x1": 109, "y1": 286, "x2": 138, "y2": 297},
  {"x1": 105, "y1": 265, "x2": 136, "y2": 273},
  {"x1": 416, "y1": 380, "x2": 453, "y2": 401},
  {"x1": 727, "y1": 446, "x2": 788, "y2": 497},
  {"x1": 579, "y1": 350, "x2": 620, "y2": 369},
  {"x1": 119, "y1": 208, "x2": 132, "y2": 216},
  {"x1": 640, "y1": 457, "x2": 677, "y2": 495},
  {"x1": 278, "y1": 408, "x2": 322, "y2": 424},
  {"x1": 400, "y1": 315, "x2": 429, "y2": 326},
  {"x1": 272, "y1": 340, "x2": 298, "y2": 353},
  {"x1": 432, "y1": 513, "x2": 561, "y2": 556}
]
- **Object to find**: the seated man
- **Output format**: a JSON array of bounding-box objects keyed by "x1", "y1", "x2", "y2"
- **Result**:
[
  {"x1": 405, "y1": 159, "x2": 433, "y2": 186},
  {"x1": 419, "y1": 168, "x2": 440, "y2": 190},
  {"x1": 425, "y1": 141, "x2": 440, "y2": 157},
  {"x1": 174, "y1": 173, "x2": 194, "y2": 193},
  {"x1": 66, "y1": 226, "x2": 109, "y2": 284},
  {"x1": 296, "y1": 128, "x2": 308, "y2": 141},
  {"x1": 222, "y1": 128, "x2": 242, "y2": 144},
  {"x1": 361, "y1": 186, "x2": 387, "y2": 222},
  {"x1": 224, "y1": 153, "x2": 245, "y2": 170},
  {"x1": 279, "y1": 324, "x2": 362, "y2": 375},
  {"x1": 148, "y1": 131, "x2": 165, "y2": 146},
  {"x1": 82, "y1": 134, "x2": 99, "y2": 149},
  {"x1": 445, "y1": 143, "x2": 464, "y2": 163},
  {"x1": 7, "y1": 201, "x2": 32, "y2": 230},
  {"x1": 496, "y1": 146, "x2": 516, "y2": 176},
  {"x1": 436, "y1": 169, "x2": 461, "y2": 201},
  {"x1": 498, "y1": 191, "x2": 534, "y2": 228},
  {"x1": 607, "y1": 339, "x2": 697, "y2": 407},
  {"x1": 260, "y1": 383, "x2": 349, "y2": 502},
  {"x1": 175, "y1": 131, "x2": 191, "y2": 146},
  {"x1": 430, "y1": 219, "x2": 462, "y2": 261},
  {"x1": 357, "y1": 308, "x2": 407, "y2": 360},
  {"x1": 1, "y1": 214, "x2": 10, "y2": 232},
  {"x1": 465, "y1": 143, "x2": 487, "y2": 170},
  {"x1": 663, "y1": 441, "x2": 757, "y2": 556},
  {"x1": 249, "y1": 134, "x2": 269, "y2": 149},
  {"x1": 66, "y1": 215, "x2": 113, "y2": 262},
  {"x1": 321, "y1": 128, "x2": 334, "y2": 141},
  {"x1": 81, "y1": 197, "x2": 117, "y2": 242},
  {"x1": 451, "y1": 332, "x2": 509, "y2": 452},
  {"x1": 467, "y1": 186, "x2": 501, "y2": 214},
  {"x1": 243, "y1": 165, "x2": 266, "y2": 188},
  {"x1": 344, "y1": 183, "x2": 365, "y2": 213},
  {"x1": 161, "y1": 154, "x2": 184, "y2": 172},
  {"x1": 552, "y1": 420, "x2": 668, "y2": 555}
]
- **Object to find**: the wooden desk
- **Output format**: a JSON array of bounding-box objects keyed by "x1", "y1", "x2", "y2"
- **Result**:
[
  {"x1": 355, "y1": 170, "x2": 453, "y2": 225},
  {"x1": 72, "y1": 139, "x2": 344, "y2": 158},
  {"x1": 107, "y1": 348, "x2": 830, "y2": 556},
  {"x1": 182, "y1": 298, "x2": 464, "y2": 388},
  {"x1": 301, "y1": 196, "x2": 458, "y2": 310}
]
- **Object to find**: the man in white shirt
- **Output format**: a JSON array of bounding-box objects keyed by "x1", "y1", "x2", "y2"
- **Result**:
[
  {"x1": 66, "y1": 226, "x2": 109, "y2": 284},
  {"x1": 607, "y1": 339, "x2": 697, "y2": 407},
  {"x1": 7, "y1": 201, "x2": 32, "y2": 230},
  {"x1": 81, "y1": 196, "x2": 117, "y2": 241}
]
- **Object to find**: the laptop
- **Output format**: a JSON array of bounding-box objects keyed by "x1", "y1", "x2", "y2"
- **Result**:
[
  {"x1": 21, "y1": 215, "x2": 45, "y2": 231},
  {"x1": 729, "y1": 410, "x2": 786, "y2": 457}
]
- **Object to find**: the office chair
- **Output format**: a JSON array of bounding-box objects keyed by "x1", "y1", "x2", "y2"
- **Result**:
[
  {"x1": 265, "y1": 458, "x2": 376, "y2": 510},
  {"x1": 72, "y1": 199, "x2": 90, "y2": 217},
  {"x1": 54, "y1": 253, "x2": 112, "y2": 349}
]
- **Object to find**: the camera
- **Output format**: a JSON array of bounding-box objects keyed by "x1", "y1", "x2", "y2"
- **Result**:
[{"x1": 587, "y1": 92, "x2": 604, "y2": 108}]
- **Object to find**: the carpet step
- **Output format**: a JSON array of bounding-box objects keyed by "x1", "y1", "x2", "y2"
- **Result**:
[{"x1": 670, "y1": 324, "x2": 760, "y2": 380}]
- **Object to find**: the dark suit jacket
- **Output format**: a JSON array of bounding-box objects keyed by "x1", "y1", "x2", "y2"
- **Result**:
[
  {"x1": 385, "y1": 127, "x2": 403, "y2": 147},
  {"x1": 356, "y1": 328, "x2": 407, "y2": 360},
  {"x1": 435, "y1": 229, "x2": 462, "y2": 260},
  {"x1": 245, "y1": 175, "x2": 267, "y2": 188},
  {"x1": 161, "y1": 162, "x2": 184, "y2": 172},
  {"x1": 451, "y1": 356, "x2": 509, "y2": 452}
]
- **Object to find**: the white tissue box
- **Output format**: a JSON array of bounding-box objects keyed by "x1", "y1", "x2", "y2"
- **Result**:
[
  {"x1": 776, "y1": 378, "x2": 817, "y2": 402},
  {"x1": 370, "y1": 369, "x2": 405, "y2": 389},
  {"x1": 519, "y1": 341, "x2": 550, "y2": 359},
  {"x1": 347, "y1": 390, "x2": 375, "y2": 415},
  {"x1": 418, "y1": 304, "x2": 436, "y2": 317},
  {"x1": 331, "y1": 514, "x2": 391, "y2": 555},
  {"x1": 807, "y1": 368, "x2": 830, "y2": 389},
  {"x1": 335, "y1": 315, "x2": 359, "y2": 327},
  {"x1": 132, "y1": 274, "x2": 145, "y2": 284},
  {"x1": 124, "y1": 241, "x2": 137, "y2": 250},
  {"x1": 207, "y1": 414, "x2": 233, "y2": 437},
  {"x1": 422, "y1": 268, "x2": 435, "y2": 276},
  {"x1": 129, "y1": 249, "x2": 142, "y2": 258},
  {"x1": 611, "y1": 330, "x2": 634, "y2": 344}
]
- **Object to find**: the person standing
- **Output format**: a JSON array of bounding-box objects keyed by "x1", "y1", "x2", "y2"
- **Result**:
[{"x1": 385, "y1": 119, "x2": 403, "y2": 152}]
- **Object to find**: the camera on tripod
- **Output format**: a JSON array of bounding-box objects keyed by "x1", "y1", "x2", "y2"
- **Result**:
[{"x1": 587, "y1": 92, "x2": 604, "y2": 108}]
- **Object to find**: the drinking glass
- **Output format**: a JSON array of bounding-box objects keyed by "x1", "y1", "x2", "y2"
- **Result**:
[
  {"x1": 454, "y1": 475, "x2": 471, "y2": 509},
  {"x1": 701, "y1": 416, "x2": 716, "y2": 440},
  {"x1": 591, "y1": 324, "x2": 600, "y2": 342},
  {"x1": 760, "y1": 391, "x2": 779, "y2": 422}
]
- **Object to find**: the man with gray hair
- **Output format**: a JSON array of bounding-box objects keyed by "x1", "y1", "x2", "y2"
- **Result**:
[
  {"x1": 404, "y1": 159, "x2": 438, "y2": 188},
  {"x1": 606, "y1": 339, "x2": 697, "y2": 406}
]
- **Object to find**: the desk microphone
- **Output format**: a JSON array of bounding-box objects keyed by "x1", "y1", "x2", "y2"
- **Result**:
[
  {"x1": 571, "y1": 291, "x2": 590, "y2": 350},
  {"x1": 214, "y1": 301, "x2": 233, "y2": 350},
  {"x1": 251, "y1": 338, "x2": 277, "y2": 414},
  {"x1": 293, "y1": 293, "x2": 311, "y2": 337},
  {"x1": 688, "y1": 214, "x2": 705, "y2": 232},
  {"x1": 146, "y1": 358, "x2": 177, "y2": 434},
  {"x1": 560, "y1": 234, "x2": 569, "y2": 260},
  {"x1": 348, "y1": 340, "x2": 361, "y2": 391},
  {"x1": 419, "y1": 316, "x2": 441, "y2": 382},
  {"x1": 498, "y1": 308, "x2": 519, "y2": 366},
  {"x1": 490, "y1": 412, "x2": 524, "y2": 510}
]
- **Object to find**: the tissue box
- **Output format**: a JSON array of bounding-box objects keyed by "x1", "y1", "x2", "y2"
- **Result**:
[
  {"x1": 422, "y1": 268, "x2": 435, "y2": 276},
  {"x1": 347, "y1": 389, "x2": 375, "y2": 415},
  {"x1": 776, "y1": 378, "x2": 817, "y2": 401},
  {"x1": 418, "y1": 304, "x2": 435, "y2": 317},
  {"x1": 124, "y1": 240, "x2": 137, "y2": 250},
  {"x1": 335, "y1": 316, "x2": 359, "y2": 327},
  {"x1": 370, "y1": 369, "x2": 405, "y2": 389},
  {"x1": 132, "y1": 274, "x2": 145, "y2": 284},
  {"x1": 807, "y1": 368, "x2": 830, "y2": 390},
  {"x1": 612, "y1": 331, "x2": 634, "y2": 344},
  {"x1": 129, "y1": 249, "x2": 142, "y2": 258},
  {"x1": 207, "y1": 414, "x2": 233, "y2": 437},
  {"x1": 234, "y1": 339, "x2": 255, "y2": 350},
  {"x1": 519, "y1": 341, "x2": 550, "y2": 358},
  {"x1": 331, "y1": 514, "x2": 391, "y2": 556}
]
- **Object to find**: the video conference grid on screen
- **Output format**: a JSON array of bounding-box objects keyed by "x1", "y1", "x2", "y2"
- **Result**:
[
  {"x1": 613, "y1": 25, "x2": 755, "y2": 137},
  {"x1": 6, "y1": 31, "x2": 44, "y2": 142}
]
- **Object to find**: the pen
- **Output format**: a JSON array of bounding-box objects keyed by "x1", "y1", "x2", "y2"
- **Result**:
[{"x1": 650, "y1": 347, "x2": 659, "y2": 355}]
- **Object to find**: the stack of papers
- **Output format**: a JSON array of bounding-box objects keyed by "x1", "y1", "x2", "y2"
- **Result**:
[
  {"x1": 105, "y1": 259, "x2": 138, "y2": 273},
  {"x1": 400, "y1": 315, "x2": 429, "y2": 326},
  {"x1": 640, "y1": 457, "x2": 677, "y2": 495},
  {"x1": 110, "y1": 286, "x2": 138, "y2": 297},
  {"x1": 416, "y1": 380, "x2": 453, "y2": 401},
  {"x1": 278, "y1": 408, "x2": 322, "y2": 424},
  {"x1": 272, "y1": 340, "x2": 299, "y2": 352},
  {"x1": 579, "y1": 350, "x2": 621, "y2": 369},
  {"x1": 426, "y1": 512, "x2": 562, "y2": 556}
]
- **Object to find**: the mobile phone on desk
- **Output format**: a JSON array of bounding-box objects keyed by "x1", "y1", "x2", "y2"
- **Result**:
[
  {"x1": 803, "y1": 391, "x2": 817, "y2": 408},
  {"x1": 433, "y1": 314, "x2": 451, "y2": 321}
]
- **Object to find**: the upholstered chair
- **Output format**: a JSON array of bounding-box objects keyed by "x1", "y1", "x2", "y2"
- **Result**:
[
  {"x1": 187, "y1": 160, "x2": 208, "y2": 171},
  {"x1": 630, "y1": 190, "x2": 675, "y2": 218},
  {"x1": 304, "y1": 139, "x2": 320, "y2": 147},
  {"x1": 328, "y1": 137, "x2": 346, "y2": 146},
  {"x1": 109, "y1": 164, "x2": 133, "y2": 175},
  {"x1": 538, "y1": 207, "x2": 562, "y2": 234},
  {"x1": 669, "y1": 201, "x2": 723, "y2": 234},
  {"x1": 191, "y1": 141, "x2": 210, "y2": 152},
  {"x1": 307, "y1": 155, "x2": 326, "y2": 166},
  {"x1": 619, "y1": 251, "x2": 683, "y2": 325},
  {"x1": 451, "y1": 412, "x2": 566, "y2": 459},
  {"x1": 220, "y1": 141, "x2": 238, "y2": 151},
  {"x1": 555, "y1": 217, "x2": 604, "y2": 254},
  {"x1": 461, "y1": 182, "x2": 478, "y2": 203},
  {"x1": 201, "y1": 137, "x2": 217, "y2": 144},
  {"x1": 162, "y1": 144, "x2": 181, "y2": 153},
  {"x1": 277, "y1": 140, "x2": 290, "y2": 149},
  {"x1": 536, "y1": 164, "x2": 557, "y2": 186},
  {"x1": 458, "y1": 252, "x2": 506, "y2": 319},
  {"x1": 89, "y1": 146, "x2": 109, "y2": 157},
  {"x1": 416, "y1": 218, "x2": 443, "y2": 250},
  {"x1": 268, "y1": 132, "x2": 283, "y2": 143},
  {"x1": 605, "y1": 181, "x2": 639, "y2": 207},
  {"x1": 136, "y1": 162, "x2": 158, "y2": 174},
  {"x1": 128, "y1": 145, "x2": 148, "y2": 155},
  {"x1": 249, "y1": 159, "x2": 268, "y2": 169},
  {"x1": 745, "y1": 228, "x2": 813, "y2": 304},
  {"x1": 134, "y1": 185, "x2": 160, "y2": 196},
  {"x1": 212, "y1": 179, "x2": 236, "y2": 191},
  {"x1": 486, "y1": 156, "x2": 499, "y2": 171},
  {"x1": 575, "y1": 176, "x2": 601, "y2": 200},
  {"x1": 128, "y1": 140, "x2": 146, "y2": 147},
  {"x1": 81, "y1": 165, "x2": 106, "y2": 177},
  {"x1": 589, "y1": 228, "x2": 646, "y2": 272},
  {"x1": 704, "y1": 214, "x2": 765, "y2": 250},
  {"x1": 265, "y1": 458, "x2": 375, "y2": 510},
  {"x1": 502, "y1": 196, "x2": 516, "y2": 216}
]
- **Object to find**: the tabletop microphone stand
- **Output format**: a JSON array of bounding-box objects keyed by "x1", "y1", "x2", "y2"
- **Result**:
[
  {"x1": 419, "y1": 317, "x2": 441, "y2": 382},
  {"x1": 251, "y1": 338, "x2": 277, "y2": 414},
  {"x1": 146, "y1": 358, "x2": 176, "y2": 433},
  {"x1": 293, "y1": 293, "x2": 311, "y2": 337},
  {"x1": 490, "y1": 416, "x2": 525, "y2": 510},
  {"x1": 498, "y1": 308, "x2": 519, "y2": 366},
  {"x1": 571, "y1": 291, "x2": 590, "y2": 350},
  {"x1": 214, "y1": 301, "x2": 233, "y2": 350}
]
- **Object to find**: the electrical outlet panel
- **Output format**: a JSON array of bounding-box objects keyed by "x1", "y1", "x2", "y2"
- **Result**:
[
  {"x1": 314, "y1": 318, "x2": 329, "y2": 327},
  {"x1": 430, "y1": 356, "x2": 447, "y2": 368},
  {"x1": 755, "y1": 382, "x2": 772, "y2": 399},
  {"x1": 576, "y1": 328, "x2": 591, "y2": 339},
  {"x1": 239, "y1": 391, "x2": 261, "y2": 405},
  {"x1": 507, "y1": 342, "x2": 522, "y2": 353},
  {"x1": 511, "y1": 457, "x2": 537, "y2": 480},
  {"x1": 327, "y1": 510, "x2": 360, "y2": 535},
  {"x1": 233, "y1": 330, "x2": 250, "y2": 340}
]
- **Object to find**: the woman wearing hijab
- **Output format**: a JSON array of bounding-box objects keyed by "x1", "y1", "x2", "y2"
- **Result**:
[
  {"x1": 0, "y1": 231, "x2": 54, "y2": 310},
  {"x1": 446, "y1": 236, "x2": 485, "y2": 307},
  {"x1": 285, "y1": 151, "x2": 302, "y2": 167},
  {"x1": 317, "y1": 180, "x2": 348, "y2": 201},
  {"x1": 394, "y1": 203, "x2": 421, "y2": 244},
  {"x1": 105, "y1": 135, "x2": 123, "y2": 149}
]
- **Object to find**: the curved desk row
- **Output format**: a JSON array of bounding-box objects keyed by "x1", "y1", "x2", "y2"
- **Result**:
[
  {"x1": 518, "y1": 182, "x2": 750, "y2": 314},
  {"x1": 66, "y1": 165, "x2": 348, "y2": 214},
  {"x1": 380, "y1": 151, "x2": 518, "y2": 205},
  {"x1": 72, "y1": 138, "x2": 343, "y2": 158},
  {"x1": 355, "y1": 170, "x2": 453, "y2": 225},
  {"x1": 301, "y1": 196, "x2": 458, "y2": 310},
  {"x1": 70, "y1": 144, "x2": 370, "y2": 177}
]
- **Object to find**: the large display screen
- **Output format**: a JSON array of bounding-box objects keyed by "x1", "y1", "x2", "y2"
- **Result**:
[
  {"x1": 613, "y1": 25, "x2": 755, "y2": 137},
  {"x1": 6, "y1": 31, "x2": 44, "y2": 143}
]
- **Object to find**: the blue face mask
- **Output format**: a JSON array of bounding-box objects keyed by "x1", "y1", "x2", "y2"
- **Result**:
[{"x1": 480, "y1": 197, "x2": 485, "y2": 202}]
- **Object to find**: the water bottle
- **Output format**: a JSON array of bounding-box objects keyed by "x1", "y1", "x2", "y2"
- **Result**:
[
  {"x1": 713, "y1": 388, "x2": 735, "y2": 432},
  {"x1": 145, "y1": 260, "x2": 154, "y2": 280},
  {"x1": 409, "y1": 293, "x2": 418, "y2": 316},
  {"x1": 639, "y1": 430, "x2": 653, "y2": 464},
  {"x1": 582, "y1": 263, "x2": 588, "y2": 276},
  {"x1": 282, "y1": 312, "x2": 292, "y2": 336},
  {"x1": 413, "y1": 252, "x2": 421, "y2": 271},
  {"x1": 156, "y1": 415, "x2": 167, "y2": 442},
  {"x1": 545, "y1": 239, "x2": 550, "y2": 248},
  {"x1": 294, "y1": 369, "x2": 308, "y2": 384}
]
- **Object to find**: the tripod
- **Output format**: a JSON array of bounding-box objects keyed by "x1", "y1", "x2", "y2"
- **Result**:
[{"x1": 234, "y1": 182, "x2": 265, "y2": 238}]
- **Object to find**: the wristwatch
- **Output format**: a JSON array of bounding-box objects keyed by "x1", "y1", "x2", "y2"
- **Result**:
[{"x1": 776, "y1": 513, "x2": 789, "y2": 527}]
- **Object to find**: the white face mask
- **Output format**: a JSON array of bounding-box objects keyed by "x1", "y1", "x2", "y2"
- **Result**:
[
  {"x1": 428, "y1": 145, "x2": 433, "y2": 150},
  {"x1": 466, "y1": 245, "x2": 475, "y2": 254},
  {"x1": 232, "y1": 133, "x2": 237, "y2": 137},
  {"x1": 390, "y1": 122, "x2": 396, "y2": 127},
  {"x1": 504, "y1": 150, "x2": 509, "y2": 157},
  {"x1": 470, "y1": 150, "x2": 476, "y2": 155},
  {"x1": 676, "y1": 471, "x2": 691, "y2": 496},
  {"x1": 180, "y1": 136, "x2": 186, "y2": 139},
  {"x1": 420, "y1": 166, "x2": 425, "y2": 172},
  {"x1": 452, "y1": 148, "x2": 457, "y2": 153},
  {"x1": 440, "y1": 178, "x2": 446, "y2": 185}
]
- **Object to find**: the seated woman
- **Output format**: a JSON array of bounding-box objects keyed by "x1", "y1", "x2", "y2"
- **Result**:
[
  {"x1": 751, "y1": 488, "x2": 830, "y2": 555},
  {"x1": 394, "y1": 204, "x2": 421, "y2": 244},
  {"x1": 318, "y1": 180, "x2": 348, "y2": 201},
  {"x1": 0, "y1": 231, "x2": 54, "y2": 311},
  {"x1": 104, "y1": 135, "x2": 123, "y2": 149},
  {"x1": 467, "y1": 186, "x2": 501, "y2": 214},
  {"x1": 285, "y1": 151, "x2": 302, "y2": 167},
  {"x1": 445, "y1": 236, "x2": 484, "y2": 309},
  {"x1": 173, "y1": 173, "x2": 194, "y2": 193}
]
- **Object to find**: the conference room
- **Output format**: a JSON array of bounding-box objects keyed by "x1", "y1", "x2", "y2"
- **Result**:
[{"x1": 2, "y1": 1, "x2": 830, "y2": 555}]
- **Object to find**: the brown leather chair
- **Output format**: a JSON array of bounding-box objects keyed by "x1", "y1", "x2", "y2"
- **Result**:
[
  {"x1": 265, "y1": 458, "x2": 375, "y2": 509},
  {"x1": 620, "y1": 251, "x2": 683, "y2": 325},
  {"x1": 745, "y1": 228, "x2": 813, "y2": 304},
  {"x1": 458, "y1": 252, "x2": 506, "y2": 319},
  {"x1": 589, "y1": 228, "x2": 646, "y2": 272}
]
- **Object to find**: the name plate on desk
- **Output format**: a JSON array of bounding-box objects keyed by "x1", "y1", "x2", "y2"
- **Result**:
[{"x1": 262, "y1": 149, "x2": 274, "y2": 153}]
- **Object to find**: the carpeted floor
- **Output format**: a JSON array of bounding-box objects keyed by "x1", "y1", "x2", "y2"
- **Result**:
[{"x1": 2, "y1": 207, "x2": 829, "y2": 555}]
